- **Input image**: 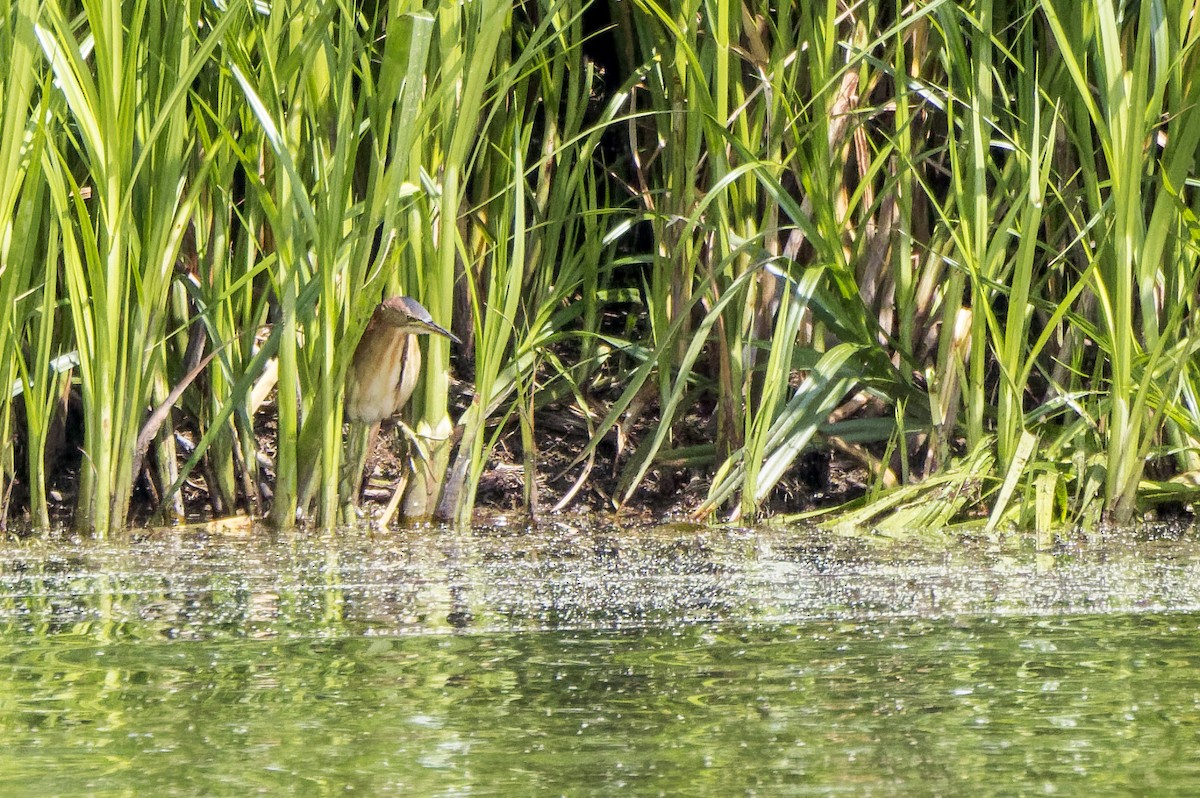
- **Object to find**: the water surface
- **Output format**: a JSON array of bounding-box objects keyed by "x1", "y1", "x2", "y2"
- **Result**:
[{"x1": 0, "y1": 522, "x2": 1198, "y2": 795}]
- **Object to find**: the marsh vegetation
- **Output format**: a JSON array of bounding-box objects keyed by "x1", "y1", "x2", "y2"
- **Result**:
[{"x1": 2, "y1": 0, "x2": 1200, "y2": 533}]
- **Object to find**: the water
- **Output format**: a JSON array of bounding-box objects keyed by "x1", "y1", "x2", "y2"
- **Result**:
[{"x1": 0, "y1": 522, "x2": 1199, "y2": 795}]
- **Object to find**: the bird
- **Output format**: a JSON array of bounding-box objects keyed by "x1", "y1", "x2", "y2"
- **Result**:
[
  {"x1": 345, "y1": 295, "x2": 460, "y2": 424},
  {"x1": 342, "y1": 295, "x2": 459, "y2": 511}
]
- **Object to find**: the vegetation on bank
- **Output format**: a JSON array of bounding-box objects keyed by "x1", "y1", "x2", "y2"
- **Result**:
[{"x1": 2, "y1": 0, "x2": 1200, "y2": 534}]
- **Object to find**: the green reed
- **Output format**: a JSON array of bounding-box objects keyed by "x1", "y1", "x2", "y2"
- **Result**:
[{"x1": 4, "y1": 0, "x2": 1200, "y2": 535}]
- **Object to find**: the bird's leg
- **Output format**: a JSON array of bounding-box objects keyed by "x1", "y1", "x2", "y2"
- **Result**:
[{"x1": 377, "y1": 421, "x2": 421, "y2": 528}]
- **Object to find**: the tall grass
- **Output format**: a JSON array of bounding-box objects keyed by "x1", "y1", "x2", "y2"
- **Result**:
[
  {"x1": 4, "y1": 0, "x2": 1200, "y2": 535},
  {"x1": 0, "y1": 0, "x2": 44, "y2": 527}
]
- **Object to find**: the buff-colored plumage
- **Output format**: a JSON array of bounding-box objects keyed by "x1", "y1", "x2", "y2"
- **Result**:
[
  {"x1": 345, "y1": 296, "x2": 457, "y2": 424},
  {"x1": 340, "y1": 296, "x2": 458, "y2": 518}
]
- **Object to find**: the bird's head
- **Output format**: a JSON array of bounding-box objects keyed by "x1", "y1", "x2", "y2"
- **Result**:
[{"x1": 374, "y1": 295, "x2": 461, "y2": 343}]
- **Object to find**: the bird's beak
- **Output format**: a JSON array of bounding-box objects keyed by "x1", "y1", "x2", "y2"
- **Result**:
[{"x1": 424, "y1": 319, "x2": 462, "y2": 345}]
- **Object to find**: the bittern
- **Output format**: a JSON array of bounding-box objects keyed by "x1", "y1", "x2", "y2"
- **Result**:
[
  {"x1": 345, "y1": 295, "x2": 460, "y2": 424},
  {"x1": 343, "y1": 296, "x2": 459, "y2": 511}
]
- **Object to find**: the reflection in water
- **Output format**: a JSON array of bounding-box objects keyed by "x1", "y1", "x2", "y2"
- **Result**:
[{"x1": 0, "y1": 524, "x2": 1199, "y2": 794}]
